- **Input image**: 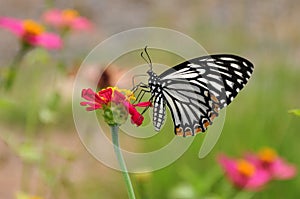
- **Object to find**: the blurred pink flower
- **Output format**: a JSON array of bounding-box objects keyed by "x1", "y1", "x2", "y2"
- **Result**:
[
  {"x1": 43, "y1": 9, "x2": 92, "y2": 31},
  {"x1": 0, "y1": 17, "x2": 62, "y2": 49},
  {"x1": 246, "y1": 147, "x2": 297, "y2": 180},
  {"x1": 218, "y1": 154, "x2": 271, "y2": 191}
]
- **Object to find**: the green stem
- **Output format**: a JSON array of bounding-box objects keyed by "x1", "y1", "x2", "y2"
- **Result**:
[
  {"x1": 231, "y1": 190, "x2": 256, "y2": 199},
  {"x1": 4, "y1": 47, "x2": 29, "y2": 91},
  {"x1": 111, "y1": 125, "x2": 136, "y2": 199},
  {"x1": 137, "y1": 180, "x2": 149, "y2": 199}
]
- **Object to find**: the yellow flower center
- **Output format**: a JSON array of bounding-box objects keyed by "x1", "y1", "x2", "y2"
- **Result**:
[
  {"x1": 237, "y1": 159, "x2": 255, "y2": 177},
  {"x1": 62, "y1": 9, "x2": 79, "y2": 20},
  {"x1": 110, "y1": 87, "x2": 136, "y2": 101},
  {"x1": 23, "y1": 20, "x2": 44, "y2": 35},
  {"x1": 258, "y1": 147, "x2": 277, "y2": 163}
]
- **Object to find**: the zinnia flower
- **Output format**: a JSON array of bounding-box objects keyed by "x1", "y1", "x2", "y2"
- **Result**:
[
  {"x1": 218, "y1": 154, "x2": 271, "y2": 191},
  {"x1": 43, "y1": 9, "x2": 92, "y2": 32},
  {"x1": 246, "y1": 147, "x2": 297, "y2": 180},
  {"x1": 80, "y1": 87, "x2": 151, "y2": 126},
  {"x1": 0, "y1": 17, "x2": 62, "y2": 49}
]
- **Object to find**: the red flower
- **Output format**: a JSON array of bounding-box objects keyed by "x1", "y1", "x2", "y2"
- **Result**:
[
  {"x1": 218, "y1": 154, "x2": 271, "y2": 191},
  {"x1": 80, "y1": 87, "x2": 152, "y2": 126},
  {"x1": 0, "y1": 17, "x2": 62, "y2": 49},
  {"x1": 80, "y1": 88, "x2": 112, "y2": 111}
]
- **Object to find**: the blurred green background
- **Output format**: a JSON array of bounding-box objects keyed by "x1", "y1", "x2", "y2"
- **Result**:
[{"x1": 0, "y1": 0, "x2": 299, "y2": 198}]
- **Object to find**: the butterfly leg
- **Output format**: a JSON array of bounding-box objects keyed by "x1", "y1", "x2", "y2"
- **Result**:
[
  {"x1": 131, "y1": 74, "x2": 148, "y2": 91},
  {"x1": 140, "y1": 94, "x2": 154, "y2": 115},
  {"x1": 133, "y1": 84, "x2": 150, "y2": 104}
]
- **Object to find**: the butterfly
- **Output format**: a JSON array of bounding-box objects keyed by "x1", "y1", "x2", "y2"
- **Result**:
[{"x1": 133, "y1": 47, "x2": 254, "y2": 137}]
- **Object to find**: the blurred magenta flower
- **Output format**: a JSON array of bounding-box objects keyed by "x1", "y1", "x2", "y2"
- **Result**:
[
  {"x1": 0, "y1": 17, "x2": 62, "y2": 49},
  {"x1": 43, "y1": 9, "x2": 92, "y2": 32},
  {"x1": 218, "y1": 154, "x2": 271, "y2": 190},
  {"x1": 246, "y1": 147, "x2": 297, "y2": 180},
  {"x1": 80, "y1": 87, "x2": 151, "y2": 126}
]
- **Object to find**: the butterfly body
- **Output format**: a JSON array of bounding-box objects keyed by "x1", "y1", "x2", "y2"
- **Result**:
[
  {"x1": 143, "y1": 53, "x2": 254, "y2": 137},
  {"x1": 147, "y1": 70, "x2": 167, "y2": 131}
]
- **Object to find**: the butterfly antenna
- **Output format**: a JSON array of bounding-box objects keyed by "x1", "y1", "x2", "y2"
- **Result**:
[
  {"x1": 141, "y1": 46, "x2": 153, "y2": 72},
  {"x1": 144, "y1": 46, "x2": 153, "y2": 71}
]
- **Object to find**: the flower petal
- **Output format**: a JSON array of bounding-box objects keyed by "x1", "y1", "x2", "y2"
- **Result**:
[
  {"x1": 71, "y1": 17, "x2": 93, "y2": 30},
  {"x1": 131, "y1": 111, "x2": 144, "y2": 126},
  {"x1": 113, "y1": 90, "x2": 126, "y2": 103},
  {"x1": 134, "y1": 101, "x2": 152, "y2": 107},
  {"x1": 82, "y1": 88, "x2": 96, "y2": 101},
  {"x1": 98, "y1": 87, "x2": 112, "y2": 103},
  {"x1": 43, "y1": 9, "x2": 64, "y2": 27},
  {"x1": 0, "y1": 17, "x2": 24, "y2": 36},
  {"x1": 34, "y1": 33, "x2": 63, "y2": 49},
  {"x1": 244, "y1": 168, "x2": 270, "y2": 190},
  {"x1": 81, "y1": 88, "x2": 111, "y2": 111},
  {"x1": 245, "y1": 152, "x2": 297, "y2": 180},
  {"x1": 271, "y1": 158, "x2": 297, "y2": 180},
  {"x1": 43, "y1": 9, "x2": 92, "y2": 31}
]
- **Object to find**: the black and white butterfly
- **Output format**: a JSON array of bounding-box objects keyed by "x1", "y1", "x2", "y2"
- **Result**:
[{"x1": 133, "y1": 47, "x2": 254, "y2": 137}]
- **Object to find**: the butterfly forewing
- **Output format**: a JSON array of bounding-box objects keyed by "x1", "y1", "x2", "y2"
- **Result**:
[
  {"x1": 197, "y1": 54, "x2": 254, "y2": 108},
  {"x1": 152, "y1": 54, "x2": 253, "y2": 136}
]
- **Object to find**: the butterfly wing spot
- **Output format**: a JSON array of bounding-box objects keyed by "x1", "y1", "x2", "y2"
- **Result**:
[
  {"x1": 230, "y1": 63, "x2": 241, "y2": 69},
  {"x1": 204, "y1": 91, "x2": 209, "y2": 97},
  {"x1": 195, "y1": 127, "x2": 202, "y2": 133},
  {"x1": 220, "y1": 57, "x2": 236, "y2": 61},
  {"x1": 204, "y1": 120, "x2": 210, "y2": 128},
  {"x1": 176, "y1": 126, "x2": 202, "y2": 137},
  {"x1": 185, "y1": 130, "x2": 192, "y2": 136},
  {"x1": 243, "y1": 61, "x2": 249, "y2": 67},
  {"x1": 234, "y1": 70, "x2": 244, "y2": 77},
  {"x1": 176, "y1": 127, "x2": 184, "y2": 136},
  {"x1": 211, "y1": 94, "x2": 219, "y2": 103},
  {"x1": 226, "y1": 91, "x2": 232, "y2": 97},
  {"x1": 237, "y1": 79, "x2": 243, "y2": 84},
  {"x1": 209, "y1": 113, "x2": 218, "y2": 121},
  {"x1": 226, "y1": 79, "x2": 234, "y2": 88}
]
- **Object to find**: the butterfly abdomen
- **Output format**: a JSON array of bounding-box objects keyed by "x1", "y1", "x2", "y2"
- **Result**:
[
  {"x1": 148, "y1": 71, "x2": 167, "y2": 131},
  {"x1": 153, "y1": 93, "x2": 166, "y2": 131}
]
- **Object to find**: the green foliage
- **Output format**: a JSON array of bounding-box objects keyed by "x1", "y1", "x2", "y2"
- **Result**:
[{"x1": 288, "y1": 109, "x2": 300, "y2": 117}]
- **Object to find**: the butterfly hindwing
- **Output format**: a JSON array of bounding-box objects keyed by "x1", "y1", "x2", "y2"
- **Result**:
[{"x1": 161, "y1": 78, "x2": 219, "y2": 136}]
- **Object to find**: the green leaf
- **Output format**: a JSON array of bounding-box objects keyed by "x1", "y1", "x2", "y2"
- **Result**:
[
  {"x1": 168, "y1": 183, "x2": 196, "y2": 199},
  {"x1": 288, "y1": 109, "x2": 300, "y2": 116},
  {"x1": 25, "y1": 48, "x2": 50, "y2": 65},
  {"x1": 17, "y1": 142, "x2": 42, "y2": 163},
  {"x1": 0, "y1": 97, "x2": 15, "y2": 108}
]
